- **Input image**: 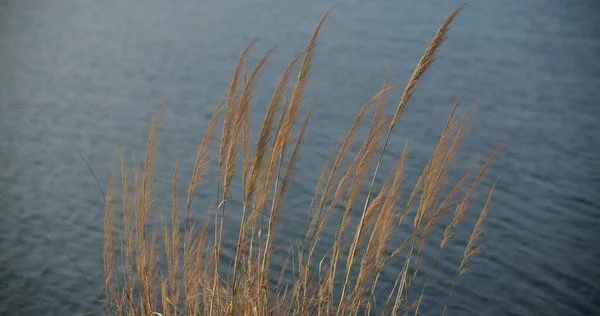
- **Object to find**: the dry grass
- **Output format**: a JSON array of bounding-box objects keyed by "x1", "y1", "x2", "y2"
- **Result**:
[{"x1": 101, "y1": 4, "x2": 503, "y2": 315}]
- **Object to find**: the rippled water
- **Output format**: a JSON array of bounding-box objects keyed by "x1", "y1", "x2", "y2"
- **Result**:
[{"x1": 1, "y1": 0, "x2": 599, "y2": 315}]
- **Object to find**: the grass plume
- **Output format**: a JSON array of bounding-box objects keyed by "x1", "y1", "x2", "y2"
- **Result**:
[{"x1": 100, "y1": 4, "x2": 504, "y2": 315}]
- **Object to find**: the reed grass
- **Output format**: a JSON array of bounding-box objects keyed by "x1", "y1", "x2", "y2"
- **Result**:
[{"x1": 101, "y1": 4, "x2": 503, "y2": 315}]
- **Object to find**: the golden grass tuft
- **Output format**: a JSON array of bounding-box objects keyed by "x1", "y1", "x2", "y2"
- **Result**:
[{"x1": 101, "y1": 4, "x2": 504, "y2": 315}]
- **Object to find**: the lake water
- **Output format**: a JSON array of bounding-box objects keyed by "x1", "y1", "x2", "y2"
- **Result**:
[{"x1": 1, "y1": 0, "x2": 599, "y2": 315}]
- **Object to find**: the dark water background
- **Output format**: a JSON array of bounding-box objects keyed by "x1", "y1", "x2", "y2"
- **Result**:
[{"x1": 1, "y1": 0, "x2": 600, "y2": 315}]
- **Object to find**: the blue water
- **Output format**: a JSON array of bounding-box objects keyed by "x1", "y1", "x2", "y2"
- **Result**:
[{"x1": 1, "y1": 0, "x2": 599, "y2": 315}]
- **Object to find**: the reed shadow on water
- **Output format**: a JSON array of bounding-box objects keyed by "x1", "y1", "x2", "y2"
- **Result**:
[{"x1": 99, "y1": 4, "x2": 505, "y2": 315}]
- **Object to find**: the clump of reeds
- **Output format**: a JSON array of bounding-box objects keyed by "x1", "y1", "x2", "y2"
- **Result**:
[{"x1": 101, "y1": 4, "x2": 503, "y2": 315}]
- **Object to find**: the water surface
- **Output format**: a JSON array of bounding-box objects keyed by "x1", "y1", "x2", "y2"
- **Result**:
[{"x1": 1, "y1": 0, "x2": 599, "y2": 315}]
